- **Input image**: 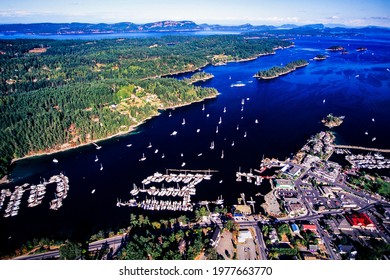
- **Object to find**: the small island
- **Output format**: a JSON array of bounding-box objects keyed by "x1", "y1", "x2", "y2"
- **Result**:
[
  {"x1": 356, "y1": 47, "x2": 367, "y2": 52},
  {"x1": 183, "y1": 71, "x2": 214, "y2": 84},
  {"x1": 326, "y1": 46, "x2": 345, "y2": 52},
  {"x1": 313, "y1": 54, "x2": 327, "y2": 61},
  {"x1": 253, "y1": 59, "x2": 309, "y2": 80},
  {"x1": 321, "y1": 114, "x2": 345, "y2": 128}
]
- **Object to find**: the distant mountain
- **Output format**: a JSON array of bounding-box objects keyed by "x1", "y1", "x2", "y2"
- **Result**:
[{"x1": 0, "y1": 20, "x2": 389, "y2": 35}]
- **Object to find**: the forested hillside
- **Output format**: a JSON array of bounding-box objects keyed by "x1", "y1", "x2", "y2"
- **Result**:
[{"x1": 0, "y1": 35, "x2": 292, "y2": 177}]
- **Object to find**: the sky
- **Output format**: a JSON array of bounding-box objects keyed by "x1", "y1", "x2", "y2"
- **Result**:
[{"x1": 0, "y1": 0, "x2": 389, "y2": 27}]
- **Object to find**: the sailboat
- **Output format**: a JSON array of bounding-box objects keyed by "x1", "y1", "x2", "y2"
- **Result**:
[
  {"x1": 95, "y1": 156, "x2": 99, "y2": 162},
  {"x1": 147, "y1": 142, "x2": 152, "y2": 148},
  {"x1": 218, "y1": 117, "x2": 222, "y2": 125},
  {"x1": 169, "y1": 112, "x2": 172, "y2": 117},
  {"x1": 221, "y1": 150, "x2": 224, "y2": 159},
  {"x1": 231, "y1": 141, "x2": 235, "y2": 146},
  {"x1": 210, "y1": 141, "x2": 215, "y2": 150},
  {"x1": 241, "y1": 99, "x2": 245, "y2": 105},
  {"x1": 139, "y1": 153, "x2": 147, "y2": 161},
  {"x1": 197, "y1": 153, "x2": 203, "y2": 157},
  {"x1": 223, "y1": 107, "x2": 226, "y2": 113},
  {"x1": 182, "y1": 118, "x2": 186, "y2": 125},
  {"x1": 126, "y1": 143, "x2": 132, "y2": 147},
  {"x1": 92, "y1": 142, "x2": 102, "y2": 150},
  {"x1": 181, "y1": 162, "x2": 186, "y2": 167},
  {"x1": 171, "y1": 131, "x2": 178, "y2": 136},
  {"x1": 202, "y1": 104, "x2": 205, "y2": 111},
  {"x1": 244, "y1": 131, "x2": 247, "y2": 138},
  {"x1": 241, "y1": 106, "x2": 244, "y2": 112},
  {"x1": 255, "y1": 119, "x2": 259, "y2": 124},
  {"x1": 196, "y1": 129, "x2": 200, "y2": 133},
  {"x1": 323, "y1": 99, "x2": 326, "y2": 104},
  {"x1": 206, "y1": 114, "x2": 210, "y2": 118},
  {"x1": 100, "y1": 163, "x2": 103, "y2": 171},
  {"x1": 216, "y1": 126, "x2": 219, "y2": 133},
  {"x1": 161, "y1": 153, "x2": 165, "y2": 159},
  {"x1": 372, "y1": 118, "x2": 375, "y2": 122},
  {"x1": 236, "y1": 124, "x2": 239, "y2": 130},
  {"x1": 365, "y1": 131, "x2": 368, "y2": 135},
  {"x1": 154, "y1": 149, "x2": 159, "y2": 154},
  {"x1": 181, "y1": 153, "x2": 184, "y2": 157},
  {"x1": 52, "y1": 158, "x2": 59, "y2": 163},
  {"x1": 91, "y1": 189, "x2": 96, "y2": 194}
]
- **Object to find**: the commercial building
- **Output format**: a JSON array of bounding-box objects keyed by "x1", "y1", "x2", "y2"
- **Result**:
[{"x1": 346, "y1": 213, "x2": 376, "y2": 230}]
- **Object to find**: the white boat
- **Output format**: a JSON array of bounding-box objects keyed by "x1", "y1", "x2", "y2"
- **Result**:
[
  {"x1": 216, "y1": 126, "x2": 219, "y2": 133},
  {"x1": 241, "y1": 106, "x2": 244, "y2": 112},
  {"x1": 100, "y1": 163, "x2": 103, "y2": 171},
  {"x1": 147, "y1": 142, "x2": 152, "y2": 148},
  {"x1": 365, "y1": 131, "x2": 368, "y2": 135},
  {"x1": 130, "y1": 184, "x2": 139, "y2": 196},
  {"x1": 126, "y1": 143, "x2": 132, "y2": 147},
  {"x1": 202, "y1": 104, "x2": 205, "y2": 111},
  {"x1": 246, "y1": 98, "x2": 250, "y2": 101},
  {"x1": 181, "y1": 162, "x2": 186, "y2": 167},
  {"x1": 197, "y1": 153, "x2": 202, "y2": 157},
  {"x1": 229, "y1": 76, "x2": 231, "y2": 80},
  {"x1": 161, "y1": 153, "x2": 165, "y2": 159},
  {"x1": 218, "y1": 117, "x2": 222, "y2": 125},
  {"x1": 182, "y1": 118, "x2": 186, "y2": 125},
  {"x1": 231, "y1": 141, "x2": 235, "y2": 146},
  {"x1": 210, "y1": 141, "x2": 215, "y2": 150},
  {"x1": 52, "y1": 158, "x2": 59, "y2": 163},
  {"x1": 171, "y1": 131, "x2": 178, "y2": 136},
  {"x1": 372, "y1": 137, "x2": 376, "y2": 142},
  {"x1": 372, "y1": 118, "x2": 375, "y2": 122},
  {"x1": 154, "y1": 149, "x2": 159, "y2": 154},
  {"x1": 139, "y1": 153, "x2": 147, "y2": 161},
  {"x1": 94, "y1": 156, "x2": 99, "y2": 162},
  {"x1": 244, "y1": 131, "x2": 247, "y2": 138},
  {"x1": 169, "y1": 112, "x2": 172, "y2": 117},
  {"x1": 255, "y1": 119, "x2": 259, "y2": 124},
  {"x1": 221, "y1": 150, "x2": 224, "y2": 159},
  {"x1": 323, "y1": 99, "x2": 326, "y2": 104},
  {"x1": 91, "y1": 189, "x2": 96, "y2": 194},
  {"x1": 241, "y1": 99, "x2": 245, "y2": 105},
  {"x1": 206, "y1": 114, "x2": 210, "y2": 118},
  {"x1": 196, "y1": 129, "x2": 200, "y2": 133},
  {"x1": 223, "y1": 107, "x2": 226, "y2": 113},
  {"x1": 355, "y1": 74, "x2": 360, "y2": 78},
  {"x1": 237, "y1": 124, "x2": 239, "y2": 130},
  {"x1": 181, "y1": 153, "x2": 184, "y2": 157}
]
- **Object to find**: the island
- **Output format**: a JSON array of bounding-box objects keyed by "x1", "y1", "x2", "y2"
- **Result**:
[
  {"x1": 356, "y1": 47, "x2": 367, "y2": 52},
  {"x1": 253, "y1": 59, "x2": 309, "y2": 80},
  {"x1": 183, "y1": 71, "x2": 214, "y2": 84},
  {"x1": 321, "y1": 113, "x2": 345, "y2": 128},
  {"x1": 313, "y1": 54, "x2": 327, "y2": 61}
]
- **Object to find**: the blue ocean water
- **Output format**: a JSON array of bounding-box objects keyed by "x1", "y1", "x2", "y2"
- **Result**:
[{"x1": 0, "y1": 34, "x2": 389, "y2": 254}]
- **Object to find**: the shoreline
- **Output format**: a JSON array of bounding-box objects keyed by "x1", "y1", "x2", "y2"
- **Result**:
[{"x1": 10, "y1": 92, "x2": 219, "y2": 165}]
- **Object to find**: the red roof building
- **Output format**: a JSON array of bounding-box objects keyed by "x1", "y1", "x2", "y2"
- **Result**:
[
  {"x1": 346, "y1": 213, "x2": 376, "y2": 230},
  {"x1": 302, "y1": 224, "x2": 317, "y2": 233}
]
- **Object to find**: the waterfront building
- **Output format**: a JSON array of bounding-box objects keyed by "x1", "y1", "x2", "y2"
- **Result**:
[{"x1": 274, "y1": 179, "x2": 295, "y2": 190}]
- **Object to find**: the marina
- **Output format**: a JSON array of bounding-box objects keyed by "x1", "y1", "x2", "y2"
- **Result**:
[
  {"x1": 0, "y1": 173, "x2": 70, "y2": 217},
  {"x1": 117, "y1": 169, "x2": 216, "y2": 212}
]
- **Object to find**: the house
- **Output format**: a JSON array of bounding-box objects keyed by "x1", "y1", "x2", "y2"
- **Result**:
[
  {"x1": 269, "y1": 228, "x2": 279, "y2": 244},
  {"x1": 210, "y1": 227, "x2": 221, "y2": 247},
  {"x1": 309, "y1": 244, "x2": 318, "y2": 252},
  {"x1": 274, "y1": 179, "x2": 295, "y2": 190},
  {"x1": 291, "y1": 223, "x2": 300, "y2": 234},
  {"x1": 302, "y1": 224, "x2": 317, "y2": 233}
]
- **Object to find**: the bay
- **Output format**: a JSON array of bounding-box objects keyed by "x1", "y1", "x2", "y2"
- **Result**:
[{"x1": 1, "y1": 34, "x2": 389, "y2": 255}]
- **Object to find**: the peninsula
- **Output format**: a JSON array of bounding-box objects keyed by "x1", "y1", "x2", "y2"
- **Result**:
[
  {"x1": 253, "y1": 59, "x2": 308, "y2": 80},
  {"x1": 183, "y1": 72, "x2": 214, "y2": 84}
]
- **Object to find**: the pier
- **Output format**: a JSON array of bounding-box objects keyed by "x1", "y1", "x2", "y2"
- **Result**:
[{"x1": 333, "y1": 145, "x2": 390, "y2": 153}]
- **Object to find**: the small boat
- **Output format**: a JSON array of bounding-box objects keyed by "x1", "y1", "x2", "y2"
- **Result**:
[
  {"x1": 219, "y1": 180, "x2": 223, "y2": 184},
  {"x1": 241, "y1": 99, "x2": 245, "y2": 105},
  {"x1": 92, "y1": 142, "x2": 102, "y2": 150},
  {"x1": 182, "y1": 118, "x2": 186, "y2": 125},
  {"x1": 244, "y1": 131, "x2": 247, "y2": 138},
  {"x1": 197, "y1": 153, "x2": 202, "y2": 157},
  {"x1": 246, "y1": 98, "x2": 250, "y2": 101},
  {"x1": 94, "y1": 156, "x2": 99, "y2": 162},
  {"x1": 221, "y1": 150, "x2": 224, "y2": 159},
  {"x1": 210, "y1": 141, "x2": 215, "y2": 150},
  {"x1": 216, "y1": 126, "x2": 219, "y2": 133},
  {"x1": 218, "y1": 117, "x2": 222, "y2": 125},
  {"x1": 355, "y1": 74, "x2": 360, "y2": 78},
  {"x1": 181, "y1": 153, "x2": 184, "y2": 157},
  {"x1": 171, "y1": 131, "x2": 178, "y2": 136},
  {"x1": 236, "y1": 124, "x2": 239, "y2": 130},
  {"x1": 323, "y1": 99, "x2": 326, "y2": 104},
  {"x1": 100, "y1": 164, "x2": 103, "y2": 171},
  {"x1": 202, "y1": 104, "x2": 205, "y2": 111},
  {"x1": 255, "y1": 119, "x2": 259, "y2": 124},
  {"x1": 147, "y1": 142, "x2": 152, "y2": 148},
  {"x1": 206, "y1": 114, "x2": 210, "y2": 118},
  {"x1": 372, "y1": 137, "x2": 376, "y2": 142},
  {"x1": 231, "y1": 141, "x2": 235, "y2": 146},
  {"x1": 91, "y1": 189, "x2": 96, "y2": 194},
  {"x1": 52, "y1": 158, "x2": 59, "y2": 163},
  {"x1": 241, "y1": 106, "x2": 244, "y2": 112},
  {"x1": 169, "y1": 112, "x2": 172, "y2": 117},
  {"x1": 223, "y1": 107, "x2": 226, "y2": 113},
  {"x1": 181, "y1": 162, "x2": 186, "y2": 167},
  {"x1": 196, "y1": 128, "x2": 200, "y2": 133},
  {"x1": 372, "y1": 118, "x2": 375, "y2": 122},
  {"x1": 154, "y1": 149, "x2": 159, "y2": 154},
  {"x1": 126, "y1": 144, "x2": 132, "y2": 147},
  {"x1": 139, "y1": 153, "x2": 146, "y2": 161},
  {"x1": 229, "y1": 76, "x2": 231, "y2": 80},
  {"x1": 365, "y1": 131, "x2": 368, "y2": 135},
  {"x1": 161, "y1": 153, "x2": 165, "y2": 158}
]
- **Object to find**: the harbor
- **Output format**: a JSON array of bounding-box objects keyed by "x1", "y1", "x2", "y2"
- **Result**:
[
  {"x1": 117, "y1": 169, "x2": 219, "y2": 212},
  {"x1": 0, "y1": 173, "x2": 69, "y2": 218}
]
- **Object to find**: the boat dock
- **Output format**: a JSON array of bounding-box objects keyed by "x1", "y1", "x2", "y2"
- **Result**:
[
  {"x1": 333, "y1": 145, "x2": 390, "y2": 153},
  {"x1": 0, "y1": 173, "x2": 70, "y2": 218},
  {"x1": 345, "y1": 153, "x2": 390, "y2": 169},
  {"x1": 117, "y1": 169, "x2": 216, "y2": 212},
  {"x1": 236, "y1": 169, "x2": 263, "y2": 185}
]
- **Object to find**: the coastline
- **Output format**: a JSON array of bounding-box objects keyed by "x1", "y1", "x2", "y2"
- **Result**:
[{"x1": 10, "y1": 92, "x2": 219, "y2": 165}]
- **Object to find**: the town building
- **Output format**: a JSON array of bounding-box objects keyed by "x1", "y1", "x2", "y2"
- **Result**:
[
  {"x1": 346, "y1": 213, "x2": 376, "y2": 230},
  {"x1": 274, "y1": 179, "x2": 295, "y2": 190},
  {"x1": 302, "y1": 224, "x2": 317, "y2": 233},
  {"x1": 210, "y1": 227, "x2": 221, "y2": 247}
]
